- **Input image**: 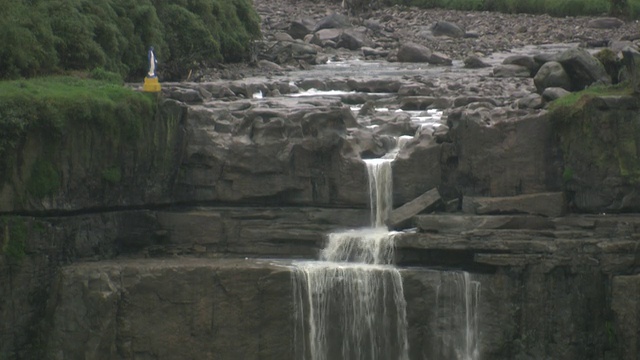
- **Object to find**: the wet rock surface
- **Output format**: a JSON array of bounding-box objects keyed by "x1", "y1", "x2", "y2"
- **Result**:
[{"x1": 3, "y1": 1, "x2": 640, "y2": 360}]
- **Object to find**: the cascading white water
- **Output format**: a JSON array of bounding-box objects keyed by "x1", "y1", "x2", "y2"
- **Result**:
[
  {"x1": 433, "y1": 271, "x2": 481, "y2": 360},
  {"x1": 364, "y1": 159, "x2": 393, "y2": 228},
  {"x1": 292, "y1": 155, "x2": 409, "y2": 360}
]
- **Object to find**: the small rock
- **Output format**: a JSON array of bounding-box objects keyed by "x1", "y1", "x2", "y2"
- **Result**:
[
  {"x1": 542, "y1": 87, "x2": 571, "y2": 102},
  {"x1": 464, "y1": 55, "x2": 491, "y2": 69},
  {"x1": 587, "y1": 17, "x2": 624, "y2": 29},
  {"x1": 493, "y1": 64, "x2": 531, "y2": 78},
  {"x1": 431, "y1": 21, "x2": 465, "y2": 38}
]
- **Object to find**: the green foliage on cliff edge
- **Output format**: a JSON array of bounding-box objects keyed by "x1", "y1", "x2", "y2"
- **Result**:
[
  {"x1": 0, "y1": 77, "x2": 156, "y2": 187},
  {"x1": 549, "y1": 84, "x2": 640, "y2": 185},
  {"x1": 0, "y1": 0, "x2": 260, "y2": 80}
]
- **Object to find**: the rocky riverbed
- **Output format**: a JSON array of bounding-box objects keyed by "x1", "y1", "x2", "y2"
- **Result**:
[{"x1": 197, "y1": 0, "x2": 640, "y2": 80}]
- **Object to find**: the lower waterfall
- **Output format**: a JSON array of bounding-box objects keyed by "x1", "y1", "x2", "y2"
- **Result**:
[{"x1": 291, "y1": 155, "x2": 480, "y2": 360}]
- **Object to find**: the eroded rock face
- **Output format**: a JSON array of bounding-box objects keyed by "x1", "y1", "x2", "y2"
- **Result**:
[
  {"x1": 44, "y1": 259, "x2": 295, "y2": 360},
  {"x1": 445, "y1": 108, "x2": 563, "y2": 198}
]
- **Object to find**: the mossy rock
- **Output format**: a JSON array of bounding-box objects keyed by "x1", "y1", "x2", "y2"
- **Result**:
[{"x1": 550, "y1": 85, "x2": 640, "y2": 212}]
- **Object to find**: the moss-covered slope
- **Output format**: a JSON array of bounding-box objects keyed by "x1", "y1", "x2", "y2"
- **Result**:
[{"x1": 0, "y1": 77, "x2": 187, "y2": 212}]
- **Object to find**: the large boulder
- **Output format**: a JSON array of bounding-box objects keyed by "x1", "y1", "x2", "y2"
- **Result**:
[
  {"x1": 313, "y1": 12, "x2": 351, "y2": 31},
  {"x1": 397, "y1": 42, "x2": 432, "y2": 63},
  {"x1": 587, "y1": 17, "x2": 624, "y2": 29},
  {"x1": 503, "y1": 55, "x2": 539, "y2": 76},
  {"x1": 621, "y1": 46, "x2": 640, "y2": 93},
  {"x1": 534, "y1": 61, "x2": 572, "y2": 93},
  {"x1": 493, "y1": 64, "x2": 531, "y2": 78},
  {"x1": 557, "y1": 48, "x2": 612, "y2": 90},
  {"x1": 431, "y1": 21, "x2": 465, "y2": 38}
]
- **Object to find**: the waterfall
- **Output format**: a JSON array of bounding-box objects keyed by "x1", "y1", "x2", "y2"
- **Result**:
[
  {"x1": 291, "y1": 137, "x2": 480, "y2": 360},
  {"x1": 433, "y1": 271, "x2": 481, "y2": 360},
  {"x1": 364, "y1": 159, "x2": 393, "y2": 228},
  {"x1": 292, "y1": 155, "x2": 409, "y2": 360}
]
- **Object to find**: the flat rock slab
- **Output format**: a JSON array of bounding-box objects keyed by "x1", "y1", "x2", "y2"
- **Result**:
[
  {"x1": 462, "y1": 192, "x2": 566, "y2": 217},
  {"x1": 415, "y1": 214, "x2": 555, "y2": 233},
  {"x1": 387, "y1": 188, "x2": 441, "y2": 229}
]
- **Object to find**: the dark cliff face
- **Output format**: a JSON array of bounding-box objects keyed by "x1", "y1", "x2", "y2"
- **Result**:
[{"x1": 2, "y1": 79, "x2": 640, "y2": 359}]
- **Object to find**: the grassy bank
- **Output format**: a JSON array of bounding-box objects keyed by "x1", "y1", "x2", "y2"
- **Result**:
[
  {"x1": 0, "y1": 76, "x2": 156, "y2": 188},
  {"x1": 388, "y1": 0, "x2": 640, "y2": 18}
]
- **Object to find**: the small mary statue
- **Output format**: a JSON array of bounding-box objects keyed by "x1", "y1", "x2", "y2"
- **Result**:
[{"x1": 147, "y1": 46, "x2": 157, "y2": 78}]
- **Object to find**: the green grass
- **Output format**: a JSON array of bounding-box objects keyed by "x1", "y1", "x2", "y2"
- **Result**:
[
  {"x1": 0, "y1": 76, "x2": 156, "y2": 185},
  {"x1": 548, "y1": 83, "x2": 634, "y2": 111}
]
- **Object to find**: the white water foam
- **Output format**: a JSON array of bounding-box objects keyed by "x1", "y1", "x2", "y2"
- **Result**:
[
  {"x1": 363, "y1": 158, "x2": 393, "y2": 228},
  {"x1": 433, "y1": 271, "x2": 481, "y2": 360},
  {"x1": 292, "y1": 230, "x2": 409, "y2": 360},
  {"x1": 292, "y1": 156, "x2": 409, "y2": 360}
]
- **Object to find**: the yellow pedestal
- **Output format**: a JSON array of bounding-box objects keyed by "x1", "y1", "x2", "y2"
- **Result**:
[{"x1": 143, "y1": 76, "x2": 161, "y2": 92}]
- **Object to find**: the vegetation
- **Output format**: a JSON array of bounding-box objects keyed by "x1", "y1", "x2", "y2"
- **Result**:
[
  {"x1": 386, "y1": 0, "x2": 640, "y2": 18},
  {"x1": 102, "y1": 167, "x2": 122, "y2": 184},
  {"x1": 0, "y1": 76, "x2": 156, "y2": 186},
  {"x1": 548, "y1": 83, "x2": 634, "y2": 112},
  {"x1": 0, "y1": 0, "x2": 261, "y2": 81},
  {"x1": 549, "y1": 83, "x2": 640, "y2": 185},
  {"x1": 1, "y1": 217, "x2": 27, "y2": 263}
]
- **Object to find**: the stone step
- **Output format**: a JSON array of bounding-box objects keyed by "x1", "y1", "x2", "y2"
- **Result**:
[
  {"x1": 414, "y1": 213, "x2": 640, "y2": 236},
  {"x1": 462, "y1": 192, "x2": 566, "y2": 217},
  {"x1": 415, "y1": 214, "x2": 555, "y2": 233}
]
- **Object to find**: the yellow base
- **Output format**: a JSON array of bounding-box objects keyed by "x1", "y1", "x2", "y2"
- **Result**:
[{"x1": 143, "y1": 77, "x2": 161, "y2": 92}]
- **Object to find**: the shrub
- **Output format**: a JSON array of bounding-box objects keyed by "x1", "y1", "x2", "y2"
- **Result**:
[{"x1": 0, "y1": 0, "x2": 261, "y2": 81}]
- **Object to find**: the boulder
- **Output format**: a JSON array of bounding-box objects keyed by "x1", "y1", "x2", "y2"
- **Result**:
[
  {"x1": 397, "y1": 42, "x2": 432, "y2": 63},
  {"x1": 534, "y1": 61, "x2": 572, "y2": 93},
  {"x1": 622, "y1": 46, "x2": 640, "y2": 93},
  {"x1": 587, "y1": 17, "x2": 624, "y2": 29},
  {"x1": 431, "y1": 21, "x2": 465, "y2": 38},
  {"x1": 492, "y1": 64, "x2": 531, "y2": 78},
  {"x1": 557, "y1": 47, "x2": 612, "y2": 90},
  {"x1": 313, "y1": 28, "x2": 342, "y2": 45},
  {"x1": 313, "y1": 12, "x2": 351, "y2": 31},
  {"x1": 464, "y1": 55, "x2": 491, "y2": 69},
  {"x1": 428, "y1": 52, "x2": 453, "y2": 66},
  {"x1": 288, "y1": 19, "x2": 315, "y2": 39},
  {"x1": 516, "y1": 93, "x2": 544, "y2": 109},
  {"x1": 338, "y1": 28, "x2": 369, "y2": 50},
  {"x1": 541, "y1": 87, "x2": 571, "y2": 102},
  {"x1": 362, "y1": 46, "x2": 389, "y2": 58},
  {"x1": 503, "y1": 55, "x2": 539, "y2": 76}
]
